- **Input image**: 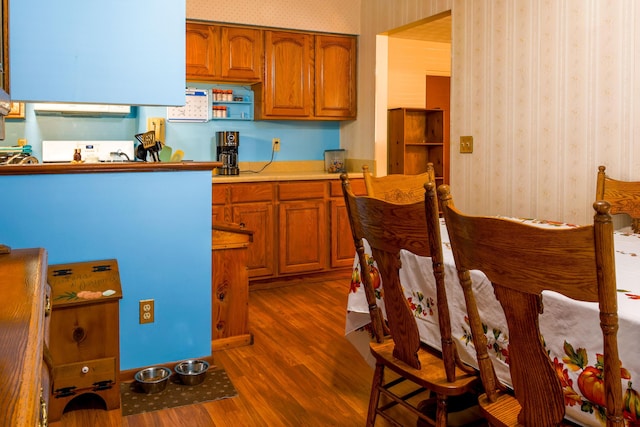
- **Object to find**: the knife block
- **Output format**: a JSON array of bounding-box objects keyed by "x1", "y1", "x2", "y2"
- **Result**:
[{"x1": 47, "y1": 259, "x2": 122, "y2": 422}]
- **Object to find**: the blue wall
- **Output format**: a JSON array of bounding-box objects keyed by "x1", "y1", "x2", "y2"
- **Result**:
[
  {"x1": 5, "y1": 99, "x2": 340, "y2": 164},
  {"x1": 0, "y1": 170, "x2": 212, "y2": 370},
  {"x1": 10, "y1": 0, "x2": 186, "y2": 106}
]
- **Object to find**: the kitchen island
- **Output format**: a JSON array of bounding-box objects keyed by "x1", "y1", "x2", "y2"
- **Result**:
[{"x1": 0, "y1": 161, "x2": 219, "y2": 372}]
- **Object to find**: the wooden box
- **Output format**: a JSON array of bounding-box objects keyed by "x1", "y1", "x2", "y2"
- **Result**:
[{"x1": 47, "y1": 259, "x2": 123, "y2": 421}]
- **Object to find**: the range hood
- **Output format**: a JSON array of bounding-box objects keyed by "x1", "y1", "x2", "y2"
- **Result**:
[{"x1": 33, "y1": 103, "x2": 131, "y2": 117}]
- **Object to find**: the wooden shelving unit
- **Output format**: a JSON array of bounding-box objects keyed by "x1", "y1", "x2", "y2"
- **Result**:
[{"x1": 387, "y1": 108, "x2": 447, "y2": 185}]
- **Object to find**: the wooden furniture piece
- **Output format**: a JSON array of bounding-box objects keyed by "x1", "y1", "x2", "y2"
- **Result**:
[
  {"x1": 426, "y1": 75, "x2": 450, "y2": 183},
  {"x1": 186, "y1": 22, "x2": 263, "y2": 82},
  {"x1": 341, "y1": 176, "x2": 479, "y2": 426},
  {"x1": 254, "y1": 30, "x2": 357, "y2": 120},
  {"x1": 212, "y1": 222, "x2": 254, "y2": 350},
  {"x1": 596, "y1": 164, "x2": 640, "y2": 233},
  {"x1": 47, "y1": 259, "x2": 123, "y2": 422},
  {"x1": 0, "y1": 246, "x2": 51, "y2": 427},
  {"x1": 362, "y1": 163, "x2": 434, "y2": 203},
  {"x1": 437, "y1": 184, "x2": 624, "y2": 426},
  {"x1": 314, "y1": 34, "x2": 357, "y2": 119},
  {"x1": 388, "y1": 108, "x2": 448, "y2": 187},
  {"x1": 278, "y1": 181, "x2": 327, "y2": 274},
  {"x1": 212, "y1": 178, "x2": 366, "y2": 282}
]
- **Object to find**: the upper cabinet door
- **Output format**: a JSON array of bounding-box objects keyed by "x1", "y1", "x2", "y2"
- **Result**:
[
  {"x1": 314, "y1": 35, "x2": 357, "y2": 119},
  {"x1": 10, "y1": 1, "x2": 185, "y2": 106},
  {"x1": 221, "y1": 27, "x2": 263, "y2": 82},
  {"x1": 262, "y1": 31, "x2": 313, "y2": 117},
  {"x1": 186, "y1": 23, "x2": 220, "y2": 80}
]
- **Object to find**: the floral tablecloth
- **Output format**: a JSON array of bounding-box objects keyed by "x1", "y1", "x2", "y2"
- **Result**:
[{"x1": 346, "y1": 218, "x2": 640, "y2": 426}]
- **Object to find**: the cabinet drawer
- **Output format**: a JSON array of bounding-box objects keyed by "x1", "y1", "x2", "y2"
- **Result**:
[
  {"x1": 53, "y1": 357, "x2": 116, "y2": 392},
  {"x1": 329, "y1": 178, "x2": 365, "y2": 197},
  {"x1": 230, "y1": 183, "x2": 274, "y2": 203},
  {"x1": 278, "y1": 181, "x2": 326, "y2": 200}
]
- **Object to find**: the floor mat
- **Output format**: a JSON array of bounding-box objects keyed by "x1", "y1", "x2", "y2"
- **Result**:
[{"x1": 120, "y1": 367, "x2": 238, "y2": 416}]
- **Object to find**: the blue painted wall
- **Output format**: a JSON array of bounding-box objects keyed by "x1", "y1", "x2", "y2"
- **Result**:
[
  {"x1": 0, "y1": 171, "x2": 212, "y2": 370},
  {"x1": 5, "y1": 99, "x2": 340, "y2": 164},
  {"x1": 10, "y1": 0, "x2": 186, "y2": 106}
]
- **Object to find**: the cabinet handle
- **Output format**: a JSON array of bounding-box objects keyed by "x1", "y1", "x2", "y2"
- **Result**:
[
  {"x1": 44, "y1": 294, "x2": 51, "y2": 317},
  {"x1": 39, "y1": 387, "x2": 48, "y2": 427}
]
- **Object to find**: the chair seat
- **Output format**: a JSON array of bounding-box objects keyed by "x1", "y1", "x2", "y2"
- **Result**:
[
  {"x1": 370, "y1": 340, "x2": 479, "y2": 396},
  {"x1": 478, "y1": 391, "x2": 578, "y2": 427}
]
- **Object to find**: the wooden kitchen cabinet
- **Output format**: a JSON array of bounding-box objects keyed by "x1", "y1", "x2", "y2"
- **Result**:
[
  {"x1": 329, "y1": 179, "x2": 366, "y2": 268},
  {"x1": 212, "y1": 177, "x2": 364, "y2": 283},
  {"x1": 186, "y1": 22, "x2": 263, "y2": 83},
  {"x1": 388, "y1": 108, "x2": 448, "y2": 186},
  {"x1": 254, "y1": 30, "x2": 357, "y2": 120},
  {"x1": 0, "y1": 246, "x2": 51, "y2": 427},
  {"x1": 255, "y1": 30, "x2": 313, "y2": 119},
  {"x1": 278, "y1": 181, "x2": 327, "y2": 274},
  {"x1": 315, "y1": 35, "x2": 357, "y2": 119},
  {"x1": 186, "y1": 23, "x2": 220, "y2": 80},
  {"x1": 229, "y1": 183, "x2": 276, "y2": 279}
]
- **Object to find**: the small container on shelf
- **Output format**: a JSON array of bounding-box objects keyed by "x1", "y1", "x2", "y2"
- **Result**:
[{"x1": 324, "y1": 149, "x2": 346, "y2": 173}]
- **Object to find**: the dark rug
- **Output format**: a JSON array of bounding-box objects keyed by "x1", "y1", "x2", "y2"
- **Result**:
[{"x1": 120, "y1": 367, "x2": 238, "y2": 416}]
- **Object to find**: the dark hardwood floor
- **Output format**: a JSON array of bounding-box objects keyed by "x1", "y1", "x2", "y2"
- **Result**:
[{"x1": 49, "y1": 274, "x2": 420, "y2": 426}]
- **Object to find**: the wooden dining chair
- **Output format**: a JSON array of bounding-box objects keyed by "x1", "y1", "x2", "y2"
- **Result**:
[
  {"x1": 362, "y1": 164, "x2": 435, "y2": 203},
  {"x1": 596, "y1": 165, "x2": 640, "y2": 233},
  {"x1": 341, "y1": 174, "x2": 480, "y2": 427},
  {"x1": 435, "y1": 183, "x2": 624, "y2": 427}
]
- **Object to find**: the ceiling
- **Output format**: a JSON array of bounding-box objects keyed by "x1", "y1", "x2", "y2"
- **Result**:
[{"x1": 387, "y1": 14, "x2": 451, "y2": 43}]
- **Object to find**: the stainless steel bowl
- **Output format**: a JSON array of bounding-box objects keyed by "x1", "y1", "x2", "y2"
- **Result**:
[
  {"x1": 174, "y1": 359, "x2": 209, "y2": 386},
  {"x1": 134, "y1": 366, "x2": 172, "y2": 394}
]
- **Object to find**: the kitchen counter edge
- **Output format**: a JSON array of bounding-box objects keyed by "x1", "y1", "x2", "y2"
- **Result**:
[
  {"x1": 0, "y1": 162, "x2": 222, "y2": 176},
  {"x1": 211, "y1": 171, "x2": 354, "y2": 183}
]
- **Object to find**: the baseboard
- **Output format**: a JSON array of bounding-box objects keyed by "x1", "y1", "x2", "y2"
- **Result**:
[{"x1": 249, "y1": 269, "x2": 351, "y2": 290}]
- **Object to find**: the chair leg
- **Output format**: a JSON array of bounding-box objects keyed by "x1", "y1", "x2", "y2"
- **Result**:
[
  {"x1": 435, "y1": 394, "x2": 447, "y2": 427},
  {"x1": 367, "y1": 363, "x2": 384, "y2": 426}
]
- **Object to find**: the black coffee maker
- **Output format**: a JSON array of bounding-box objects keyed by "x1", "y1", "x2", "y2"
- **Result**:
[{"x1": 216, "y1": 131, "x2": 239, "y2": 175}]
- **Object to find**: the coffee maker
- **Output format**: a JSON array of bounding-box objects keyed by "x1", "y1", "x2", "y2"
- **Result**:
[{"x1": 216, "y1": 131, "x2": 239, "y2": 175}]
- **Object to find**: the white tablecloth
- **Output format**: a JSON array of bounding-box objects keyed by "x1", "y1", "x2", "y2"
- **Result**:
[{"x1": 346, "y1": 218, "x2": 640, "y2": 426}]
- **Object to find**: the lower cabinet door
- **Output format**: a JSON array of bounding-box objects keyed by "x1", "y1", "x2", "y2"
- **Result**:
[
  {"x1": 232, "y1": 202, "x2": 276, "y2": 278},
  {"x1": 278, "y1": 200, "x2": 327, "y2": 274}
]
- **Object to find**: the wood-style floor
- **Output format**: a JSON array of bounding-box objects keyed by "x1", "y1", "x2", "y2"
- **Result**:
[{"x1": 49, "y1": 274, "x2": 420, "y2": 427}]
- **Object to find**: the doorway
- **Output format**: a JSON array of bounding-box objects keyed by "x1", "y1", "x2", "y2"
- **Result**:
[{"x1": 375, "y1": 11, "x2": 452, "y2": 177}]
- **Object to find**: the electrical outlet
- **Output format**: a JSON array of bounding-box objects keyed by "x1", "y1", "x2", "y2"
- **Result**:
[
  {"x1": 272, "y1": 138, "x2": 281, "y2": 152},
  {"x1": 147, "y1": 118, "x2": 166, "y2": 144},
  {"x1": 139, "y1": 299, "x2": 154, "y2": 324},
  {"x1": 460, "y1": 136, "x2": 473, "y2": 153}
]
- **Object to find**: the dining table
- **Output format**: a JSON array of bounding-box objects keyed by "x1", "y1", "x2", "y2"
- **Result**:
[{"x1": 345, "y1": 217, "x2": 640, "y2": 426}]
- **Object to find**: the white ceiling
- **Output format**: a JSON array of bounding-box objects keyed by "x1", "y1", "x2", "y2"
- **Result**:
[{"x1": 387, "y1": 14, "x2": 451, "y2": 43}]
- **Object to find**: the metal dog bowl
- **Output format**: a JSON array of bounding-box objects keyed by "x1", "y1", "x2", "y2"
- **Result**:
[
  {"x1": 174, "y1": 359, "x2": 209, "y2": 386},
  {"x1": 134, "y1": 366, "x2": 172, "y2": 394}
]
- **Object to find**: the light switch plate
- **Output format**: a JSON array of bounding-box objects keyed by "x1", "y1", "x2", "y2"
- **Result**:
[{"x1": 460, "y1": 136, "x2": 473, "y2": 153}]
